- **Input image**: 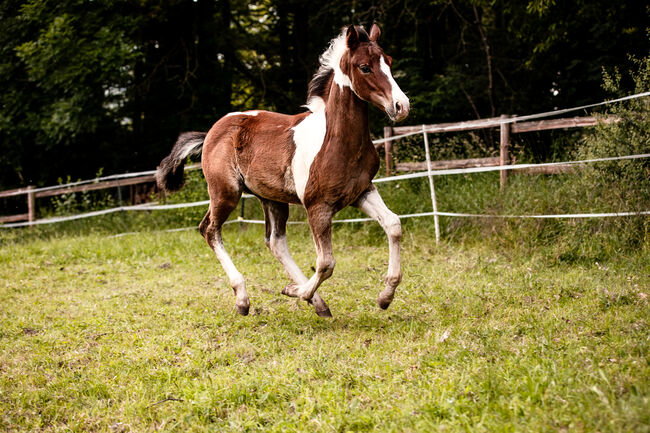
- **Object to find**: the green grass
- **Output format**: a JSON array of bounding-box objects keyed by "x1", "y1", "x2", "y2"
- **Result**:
[{"x1": 1, "y1": 221, "x2": 648, "y2": 432}]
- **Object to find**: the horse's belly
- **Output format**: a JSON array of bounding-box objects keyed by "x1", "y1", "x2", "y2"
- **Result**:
[{"x1": 241, "y1": 163, "x2": 301, "y2": 204}]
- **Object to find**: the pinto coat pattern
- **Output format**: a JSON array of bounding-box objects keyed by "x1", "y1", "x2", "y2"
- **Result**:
[{"x1": 156, "y1": 24, "x2": 410, "y2": 317}]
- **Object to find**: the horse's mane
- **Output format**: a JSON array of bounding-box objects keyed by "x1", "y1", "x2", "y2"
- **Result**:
[{"x1": 305, "y1": 26, "x2": 369, "y2": 112}]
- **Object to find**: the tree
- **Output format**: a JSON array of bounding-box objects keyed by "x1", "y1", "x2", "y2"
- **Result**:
[
  {"x1": 0, "y1": 0, "x2": 139, "y2": 186},
  {"x1": 0, "y1": 0, "x2": 647, "y2": 189}
]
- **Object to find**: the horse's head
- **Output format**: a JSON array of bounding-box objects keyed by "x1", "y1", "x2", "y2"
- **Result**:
[{"x1": 339, "y1": 24, "x2": 410, "y2": 122}]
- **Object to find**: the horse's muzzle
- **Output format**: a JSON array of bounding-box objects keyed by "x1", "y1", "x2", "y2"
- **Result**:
[{"x1": 388, "y1": 96, "x2": 410, "y2": 122}]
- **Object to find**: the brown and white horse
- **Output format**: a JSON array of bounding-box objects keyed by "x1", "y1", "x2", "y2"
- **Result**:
[{"x1": 156, "y1": 24, "x2": 410, "y2": 317}]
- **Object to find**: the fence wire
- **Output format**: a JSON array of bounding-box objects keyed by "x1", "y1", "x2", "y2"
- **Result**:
[
  {"x1": 2, "y1": 91, "x2": 650, "y2": 229},
  {"x1": 2, "y1": 152, "x2": 649, "y2": 229}
]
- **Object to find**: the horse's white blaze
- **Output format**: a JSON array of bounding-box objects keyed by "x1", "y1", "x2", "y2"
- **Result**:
[
  {"x1": 380, "y1": 56, "x2": 409, "y2": 116},
  {"x1": 291, "y1": 108, "x2": 327, "y2": 202}
]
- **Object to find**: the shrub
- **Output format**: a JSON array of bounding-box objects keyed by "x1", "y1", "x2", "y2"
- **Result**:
[{"x1": 568, "y1": 52, "x2": 650, "y2": 249}]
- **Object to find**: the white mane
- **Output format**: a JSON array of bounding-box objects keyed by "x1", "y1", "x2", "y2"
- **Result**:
[
  {"x1": 318, "y1": 30, "x2": 348, "y2": 73},
  {"x1": 305, "y1": 30, "x2": 351, "y2": 112}
]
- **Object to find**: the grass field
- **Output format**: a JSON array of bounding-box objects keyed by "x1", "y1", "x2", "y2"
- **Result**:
[{"x1": 0, "y1": 219, "x2": 648, "y2": 432}]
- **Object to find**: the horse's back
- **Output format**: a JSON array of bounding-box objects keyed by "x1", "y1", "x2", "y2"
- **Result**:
[{"x1": 202, "y1": 110, "x2": 309, "y2": 204}]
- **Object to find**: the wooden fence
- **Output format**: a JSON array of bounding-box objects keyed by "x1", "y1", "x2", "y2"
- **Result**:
[
  {"x1": 0, "y1": 173, "x2": 160, "y2": 224},
  {"x1": 1, "y1": 115, "x2": 612, "y2": 225},
  {"x1": 379, "y1": 115, "x2": 616, "y2": 184}
]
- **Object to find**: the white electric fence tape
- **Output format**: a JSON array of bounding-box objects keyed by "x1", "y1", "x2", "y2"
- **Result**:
[
  {"x1": 111, "y1": 208, "x2": 650, "y2": 239},
  {"x1": 2, "y1": 92, "x2": 650, "y2": 229},
  {"x1": 3, "y1": 151, "x2": 648, "y2": 228},
  {"x1": 372, "y1": 153, "x2": 650, "y2": 183}
]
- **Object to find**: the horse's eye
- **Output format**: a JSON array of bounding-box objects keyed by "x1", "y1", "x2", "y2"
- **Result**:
[{"x1": 359, "y1": 65, "x2": 372, "y2": 74}]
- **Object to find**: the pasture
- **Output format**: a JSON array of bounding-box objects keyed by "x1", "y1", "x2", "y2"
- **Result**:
[{"x1": 1, "y1": 219, "x2": 648, "y2": 432}]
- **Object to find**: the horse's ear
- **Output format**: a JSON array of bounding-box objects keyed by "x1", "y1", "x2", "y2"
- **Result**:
[
  {"x1": 346, "y1": 25, "x2": 360, "y2": 49},
  {"x1": 369, "y1": 23, "x2": 381, "y2": 42}
]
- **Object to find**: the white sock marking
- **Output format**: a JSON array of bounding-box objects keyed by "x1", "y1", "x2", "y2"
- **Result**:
[
  {"x1": 211, "y1": 238, "x2": 244, "y2": 289},
  {"x1": 356, "y1": 187, "x2": 402, "y2": 286},
  {"x1": 270, "y1": 235, "x2": 308, "y2": 284}
]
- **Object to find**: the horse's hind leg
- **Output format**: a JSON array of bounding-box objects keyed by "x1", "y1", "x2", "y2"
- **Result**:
[
  {"x1": 199, "y1": 189, "x2": 250, "y2": 315},
  {"x1": 354, "y1": 186, "x2": 402, "y2": 309},
  {"x1": 282, "y1": 203, "x2": 336, "y2": 303},
  {"x1": 260, "y1": 199, "x2": 332, "y2": 317}
]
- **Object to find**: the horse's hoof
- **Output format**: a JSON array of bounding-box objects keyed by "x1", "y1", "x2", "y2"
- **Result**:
[
  {"x1": 315, "y1": 306, "x2": 333, "y2": 318},
  {"x1": 282, "y1": 283, "x2": 298, "y2": 297},
  {"x1": 236, "y1": 304, "x2": 250, "y2": 316},
  {"x1": 377, "y1": 297, "x2": 392, "y2": 310},
  {"x1": 378, "y1": 288, "x2": 395, "y2": 310}
]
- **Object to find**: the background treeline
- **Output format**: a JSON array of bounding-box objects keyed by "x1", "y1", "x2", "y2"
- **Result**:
[{"x1": 0, "y1": 0, "x2": 647, "y2": 189}]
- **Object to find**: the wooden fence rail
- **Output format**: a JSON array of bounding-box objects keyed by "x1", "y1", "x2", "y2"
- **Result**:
[
  {"x1": 1, "y1": 115, "x2": 612, "y2": 225},
  {"x1": 380, "y1": 115, "x2": 615, "y2": 181},
  {"x1": 0, "y1": 168, "x2": 200, "y2": 225}
]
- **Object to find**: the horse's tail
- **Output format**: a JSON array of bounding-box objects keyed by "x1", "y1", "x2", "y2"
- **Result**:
[{"x1": 156, "y1": 131, "x2": 207, "y2": 193}]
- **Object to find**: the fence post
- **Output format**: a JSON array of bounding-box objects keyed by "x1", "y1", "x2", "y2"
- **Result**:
[
  {"x1": 27, "y1": 186, "x2": 36, "y2": 224},
  {"x1": 499, "y1": 115, "x2": 511, "y2": 189},
  {"x1": 422, "y1": 126, "x2": 440, "y2": 244},
  {"x1": 116, "y1": 180, "x2": 123, "y2": 206},
  {"x1": 383, "y1": 126, "x2": 394, "y2": 177}
]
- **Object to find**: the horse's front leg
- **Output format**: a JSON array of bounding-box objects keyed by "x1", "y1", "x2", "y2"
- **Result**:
[
  {"x1": 354, "y1": 186, "x2": 402, "y2": 309},
  {"x1": 282, "y1": 203, "x2": 335, "y2": 302},
  {"x1": 260, "y1": 199, "x2": 332, "y2": 317}
]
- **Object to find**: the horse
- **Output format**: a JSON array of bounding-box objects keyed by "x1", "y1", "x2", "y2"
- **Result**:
[{"x1": 156, "y1": 24, "x2": 410, "y2": 317}]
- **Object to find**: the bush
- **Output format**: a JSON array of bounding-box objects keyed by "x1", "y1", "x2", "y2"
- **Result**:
[{"x1": 568, "y1": 53, "x2": 650, "y2": 249}]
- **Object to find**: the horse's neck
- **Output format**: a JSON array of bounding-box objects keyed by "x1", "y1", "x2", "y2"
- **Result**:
[{"x1": 323, "y1": 85, "x2": 371, "y2": 155}]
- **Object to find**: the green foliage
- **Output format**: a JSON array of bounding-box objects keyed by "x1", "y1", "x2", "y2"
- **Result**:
[
  {"x1": 15, "y1": 9, "x2": 137, "y2": 141},
  {"x1": 566, "y1": 51, "x2": 650, "y2": 249},
  {"x1": 44, "y1": 169, "x2": 111, "y2": 217},
  {"x1": 0, "y1": 0, "x2": 140, "y2": 186},
  {"x1": 49, "y1": 189, "x2": 114, "y2": 218},
  {"x1": 1, "y1": 0, "x2": 648, "y2": 189},
  {"x1": 392, "y1": 132, "x2": 497, "y2": 164},
  {"x1": 162, "y1": 170, "x2": 210, "y2": 206}
]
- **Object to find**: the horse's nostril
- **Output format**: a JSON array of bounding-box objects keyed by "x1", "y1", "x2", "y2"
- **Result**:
[{"x1": 395, "y1": 102, "x2": 402, "y2": 113}]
